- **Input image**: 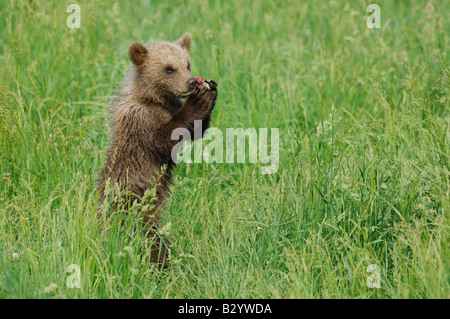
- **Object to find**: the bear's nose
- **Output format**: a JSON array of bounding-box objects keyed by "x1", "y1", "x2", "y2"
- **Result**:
[{"x1": 186, "y1": 77, "x2": 197, "y2": 90}]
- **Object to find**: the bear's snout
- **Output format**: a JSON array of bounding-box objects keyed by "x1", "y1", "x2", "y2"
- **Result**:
[{"x1": 186, "y1": 77, "x2": 197, "y2": 90}]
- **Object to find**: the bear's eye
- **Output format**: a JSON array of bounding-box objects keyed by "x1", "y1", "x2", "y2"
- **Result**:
[
  {"x1": 187, "y1": 62, "x2": 191, "y2": 71},
  {"x1": 166, "y1": 66, "x2": 174, "y2": 74}
]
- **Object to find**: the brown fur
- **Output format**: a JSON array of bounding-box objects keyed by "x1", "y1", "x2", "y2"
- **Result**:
[{"x1": 97, "y1": 33, "x2": 217, "y2": 267}]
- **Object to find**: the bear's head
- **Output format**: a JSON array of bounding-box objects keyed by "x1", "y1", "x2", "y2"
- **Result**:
[{"x1": 128, "y1": 33, "x2": 196, "y2": 98}]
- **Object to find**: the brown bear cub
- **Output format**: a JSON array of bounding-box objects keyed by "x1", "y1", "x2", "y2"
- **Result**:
[{"x1": 96, "y1": 33, "x2": 217, "y2": 267}]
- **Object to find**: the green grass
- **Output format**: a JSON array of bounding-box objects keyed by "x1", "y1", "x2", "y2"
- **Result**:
[{"x1": 0, "y1": 0, "x2": 449, "y2": 298}]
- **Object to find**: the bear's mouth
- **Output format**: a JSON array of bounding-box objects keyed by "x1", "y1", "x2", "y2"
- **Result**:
[{"x1": 178, "y1": 88, "x2": 196, "y2": 98}]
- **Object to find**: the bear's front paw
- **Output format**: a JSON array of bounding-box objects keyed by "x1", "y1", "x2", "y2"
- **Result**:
[
  {"x1": 184, "y1": 87, "x2": 215, "y2": 120},
  {"x1": 205, "y1": 80, "x2": 218, "y2": 91},
  {"x1": 197, "y1": 87, "x2": 217, "y2": 111},
  {"x1": 184, "y1": 81, "x2": 217, "y2": 120}
]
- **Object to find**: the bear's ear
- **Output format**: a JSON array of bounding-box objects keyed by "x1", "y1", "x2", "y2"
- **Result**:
[
  {"x1": 129, "y1": 42, "x2": 148, "y2": 66},
  {"x1": 176, "y1": 33, "x2": 191, "y2": 51}
]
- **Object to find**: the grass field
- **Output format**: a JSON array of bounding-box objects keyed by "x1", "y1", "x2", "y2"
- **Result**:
[{"x1": 0, "y1": 0, "x2": 449, "y2": 298}]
